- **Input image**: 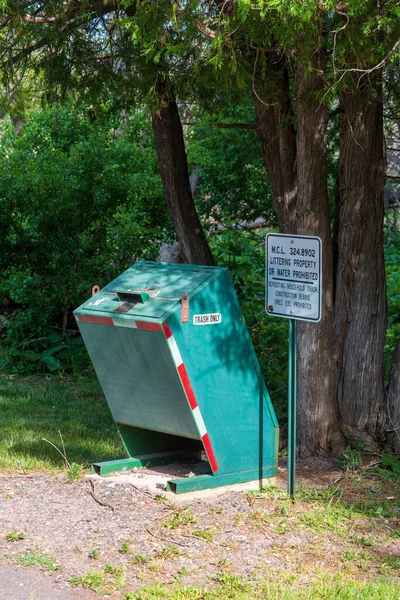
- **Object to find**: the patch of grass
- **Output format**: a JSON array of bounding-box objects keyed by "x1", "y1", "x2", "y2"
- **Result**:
[
  {"x1": 0, "y1": 374, "x2": 124, "y2": 471},
  {"x1": 384, "y1": 555, "x2": 400, "y2": 570},
  {"x1": 131, "y1": 552, "x2": 152, "y2": 565},
  {"x1": 70, "y1": 563, "x2": 126, "y2": 593},
  {"x1": 192, "y1": 528, "x2": 217, "y2": 541},
  {"x1": 121, "y1": 575, "x2": 400, "y2": 599},
  {"x1": 89, "y1": 547, "x2": 101, "y2": 560},
  {"x1": 156, "y1": 544, "x2": 184, "y2": 560},
  {"x1": 162, "y1": 507, "x2": 197, "y2": 529},
  {"x1": 16, "y1": 549, "x2": 60, "y2": 571},
  {"x1": 67, "y1": 462, "x2": 83, "y2": 482},
  {"x1": 120, "y1": 542, "x2": 131, "y2": 555},
  {"x1": 350, "y1": 533, "x2": 377, "y2": 547},
  {"x1": 5, "y1": 528, "x2": 27, "y2": 542}
]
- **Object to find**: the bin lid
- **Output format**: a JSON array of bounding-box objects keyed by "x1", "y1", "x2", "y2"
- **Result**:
[{"x1": 76, "y1": 261, "x2": 216, "y2": 320}]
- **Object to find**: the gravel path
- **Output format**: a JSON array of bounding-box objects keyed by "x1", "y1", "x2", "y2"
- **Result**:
[{"x1": 2, "y1": 459, "x2": 388, "y2": 599}]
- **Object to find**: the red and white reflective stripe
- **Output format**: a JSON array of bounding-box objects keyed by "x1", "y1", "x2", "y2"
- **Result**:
[
  {"x1": 162, "y1": 321, "x2": 219, "y2": 473},
  {"x1": 75, "y1": 314, "x2": 161, "y2": 331}
]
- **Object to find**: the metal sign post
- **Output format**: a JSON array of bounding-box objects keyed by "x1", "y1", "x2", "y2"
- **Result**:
[{"x1": 266, "y1": 233, "x2": 322, "y2": 498}]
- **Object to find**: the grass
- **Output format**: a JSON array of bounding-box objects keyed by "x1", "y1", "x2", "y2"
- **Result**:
[
  {"x1": 122, "y1": 574, "x2": 400, "y2": 599},
  {"x1": 162, "y1": 507, "x2": 197, "y2": 530},
  {"x1": 16, "y1": 549, "x2": 60, "y2": 571},
  {"x1": 5, "y1": 529, "x2": 27, "y2": 542},
  {"x1": 0, "y1": 373, "x2": 124, "y2": 471},
  {"x1": 70, "y1": 563, "x2": 126, "y2": 593}
]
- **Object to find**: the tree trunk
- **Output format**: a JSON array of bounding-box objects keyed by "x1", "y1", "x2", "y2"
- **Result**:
[
  {"x1": 296, "y1": 55, "x2": 343, "y2": 456},
  {"x1": 335, "y1": 73, "x2": 387, "y2": 450},
  {"x1": 387, "y1": 339, "x2": 400, "y2": 454},
  {"x1": 253, "y1": 52, "x2": 297, "y2": 233},
  {"x1": 151, "y1": 81, "x2": 215, "y2": 266}
]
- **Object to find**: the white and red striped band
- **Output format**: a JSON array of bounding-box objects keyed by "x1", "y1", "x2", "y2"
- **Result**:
[
  {"x1": 161, "y1": 322, "x2": 219, "y2": 473},
  {"x1": 76, "y1": 314, "x2": 161, "y2": 331}
]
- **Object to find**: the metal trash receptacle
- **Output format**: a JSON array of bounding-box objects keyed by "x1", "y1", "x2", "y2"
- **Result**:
[{"x1": 74, "y1": 261, "x2": 278, "y2": 493}]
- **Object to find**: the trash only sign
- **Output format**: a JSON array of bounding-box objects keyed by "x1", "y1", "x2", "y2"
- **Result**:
[{"x1": 266, "y1": 233, "x2": 322, "y2": 322}]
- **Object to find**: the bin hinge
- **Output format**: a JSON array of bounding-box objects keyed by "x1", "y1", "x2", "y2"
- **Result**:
[{"x1": 181, "y1": 294, "x2": 189, "y2": 323}]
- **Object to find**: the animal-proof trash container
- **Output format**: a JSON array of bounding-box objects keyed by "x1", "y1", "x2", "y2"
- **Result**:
[{"x1": 74, "y1": 261, "x2": 278, "y2": 493}]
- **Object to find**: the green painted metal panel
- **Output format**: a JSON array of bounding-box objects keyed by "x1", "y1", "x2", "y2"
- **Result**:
[
  {"x1": 78, "y1": 323, "x2": 200, "y2": 439},
  {"x1": 74, "y1": 261, "x2": 279, "y2": 492},
  {"x1": 166, "y1": 268, "x2": 278, "y2": 476}
]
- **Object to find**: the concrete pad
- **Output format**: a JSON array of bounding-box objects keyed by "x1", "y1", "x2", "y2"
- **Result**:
[{"x1": 87, "y1": 463, "x2": 276, "y2": 502}]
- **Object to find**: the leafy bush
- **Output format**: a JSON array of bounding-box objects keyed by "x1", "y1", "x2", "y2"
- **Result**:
[
  {"x1": 384, "y1": 242, "x2": 400, "y2": 382},
  {"x1": 0, "y1": 106, "x2": 172, "y2": 372}
]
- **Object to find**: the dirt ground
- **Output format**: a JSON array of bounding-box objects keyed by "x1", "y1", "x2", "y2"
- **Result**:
[{"x1": 0, "y1": 459, "x2": 398, "y2": 599}]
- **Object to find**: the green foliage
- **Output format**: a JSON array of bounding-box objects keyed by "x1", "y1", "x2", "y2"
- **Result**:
[
  {"x1": 17, "y1": 549, "x2": 60, "y2": 571},
  {"x1": 384, "y1": 243, "x2": 400, "y2": 381},
  {"x1": 5, "y1": 529, "x2": 27, "y2": 542},
  {"x1": 381, "y1": 453, "x2": 400, "y2": 474},
  {"x1": 335, "y1": 444, "x2": 364, "y2": 472},
  {"x1": 0, "y1": 106, "x2": 172, "y2": 372},
  {"x1": 187, "y1": 105, "x2": 274, "y2": 225}
]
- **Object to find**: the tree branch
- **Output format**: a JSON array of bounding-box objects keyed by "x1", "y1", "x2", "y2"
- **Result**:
[{"x1": 216, "y1": 123, "x2": 257, "y2": 130}]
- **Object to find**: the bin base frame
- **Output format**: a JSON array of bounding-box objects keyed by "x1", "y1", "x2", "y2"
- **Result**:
[
  {"x1": 91, "y1": 455, "x2": 277, "y2": 494},
  {"x1": 92, "y1": 449, "x2": 199, "y2": 476},
  {"x1": 166, "y1": 464, "x2": 277, "y2": 493}
]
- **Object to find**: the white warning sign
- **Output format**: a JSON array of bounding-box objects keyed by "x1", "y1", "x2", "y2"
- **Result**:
[
  {"x1": 266, "y1": 233, "x2": 322, "y2": 322},
  {"x1": 193, "y1": 313, "x2": 221, "y2": 325}
]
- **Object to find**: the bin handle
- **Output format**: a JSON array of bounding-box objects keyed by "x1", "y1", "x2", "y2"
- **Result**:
[
  {"x1": 92, "y1": 285, "x2": 100, "y2": 296},
  {"x1": 181, "y1": 294, "x2": 189, "y2": 322},
  {"x1": 116, "y1": 291, "x2": 150, "y2": 304}
]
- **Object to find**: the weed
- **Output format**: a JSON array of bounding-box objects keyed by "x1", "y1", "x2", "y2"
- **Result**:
[
  {"x1": 70, "y1": 572, "x2": 104, "y2": 591},
  {"x1": 249, "y1": 485, "x2": 281, "y2": 500},
  {"x1": 162, "y1": 507, "x2": 197, "y2": 529},
  {"x1": 192, "y1": 528, "x2": 217, "y2": 541},
  {"x1": 216, "y1": 558, "x2": 230, "y2": 568},
  {"x1": 67, "y1": 462, "x2": 83, "y2": 482},
  {"x1": 155, "y1": 494, "x2": 166, "y2": 503},
  {"x1": 70, "y1": 564, "x2": 126, "y2": 592},
  {"x1": 351, "y1": 534, "x2": 377, "y2": 547},
  {"x1": 120, "y1": 542, "x2": 131, "y2": 554},
  {"x1": 274, "y1": 519, "x2": 294, "y2": 534},
  {"x1": 6, "y1": 529, "x2": 27, "y2": 542},
  {"x1": 384, "y1": 555, "x2": 400, "y2": 569},
  {"x1": 17, "y1": 549, "x2": 60, "y2": 571},
  {"x1": 336, "y1": 443, "x2": 364, "y2": 472},
  {"x1": 131, "y1": 552, "x2": 152, "y2": 565},
  {"x1": 174, "y1": 565, "x2": 189, "y2": 583},
  {"x1": 89, "y1": 548, "x2": 101, "y2": 560},
  {"x1": 156, "y1": 544, "x2": 184, "y2": 560}
]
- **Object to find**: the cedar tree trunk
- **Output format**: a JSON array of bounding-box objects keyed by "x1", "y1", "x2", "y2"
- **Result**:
[
  {"x1": 253, "y1": 52, "x2": 297, "y2": 233},
  {"x1": 151, "y1": 82, "x2": 214, "y2": 266},
  {"x1": 296, "y1": 55, "x2": 343, "y2": 456},
  {"x1": 335, "y1": 74, "x2": 387, "y2": 450}
]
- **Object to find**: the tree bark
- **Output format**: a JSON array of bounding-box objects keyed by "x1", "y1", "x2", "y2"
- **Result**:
[
  {"x1": 335, "y1": 73, "x2": 387, "y2": 450},
  {"x1": 296, "y1": 54, "x2": 343, "y2": 456},
  {"x1": 387, "y1": 339, "x2": 400, "y2": 454},
  {"x1": 253, "y1": 52, "x2": 297, "y2": 233},
  {"x1": 151, "y1": 81, "x2": 215, "y2": 266}
]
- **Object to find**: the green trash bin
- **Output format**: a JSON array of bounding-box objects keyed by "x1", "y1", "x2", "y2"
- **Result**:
[{"x1": 74, "y1": 261, "x2": 278, "y2": 493}]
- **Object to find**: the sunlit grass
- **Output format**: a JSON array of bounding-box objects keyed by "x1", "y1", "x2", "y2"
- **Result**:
[{"x1": 0, "y1": 373, "x2": 124, "y2": 471}]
